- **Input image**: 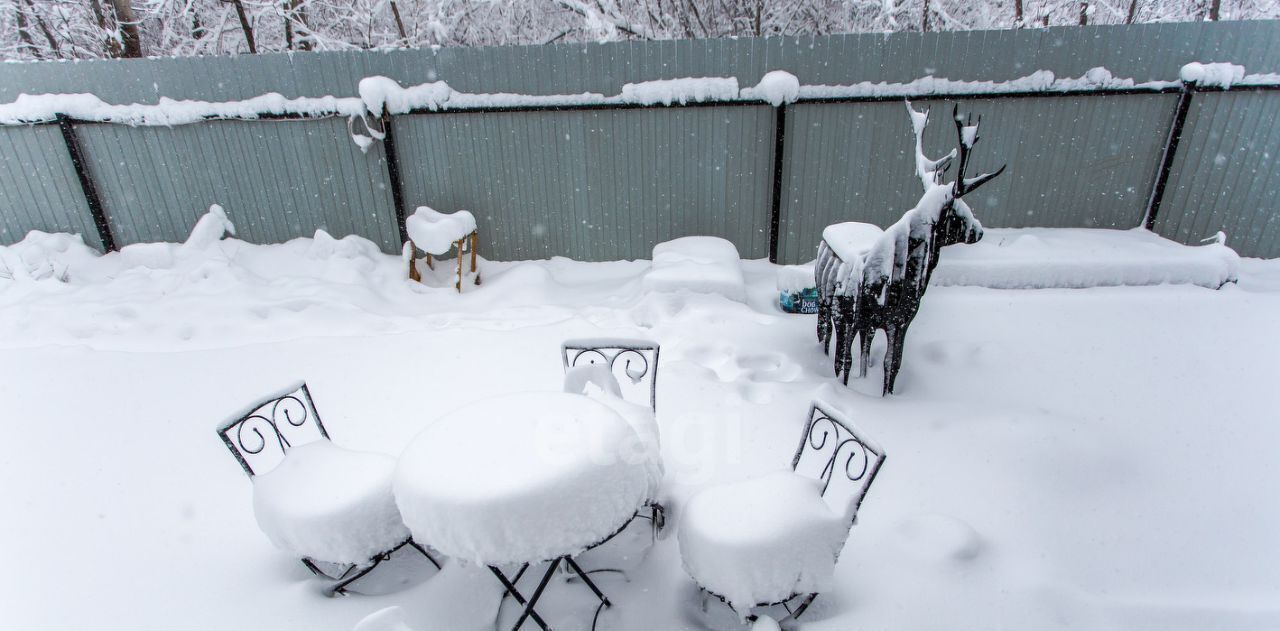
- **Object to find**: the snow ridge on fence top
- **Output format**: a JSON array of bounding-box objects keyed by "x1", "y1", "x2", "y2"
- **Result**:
[
  {"x1": 2, "y1": 63, "x2": 1276, "y2": 126},
  {"x1": 800, "y1": 67, "x2": 1178, "y2": 98},
  {"x1": 0, "y1": 92, "x2": 365, "y2": 126}
]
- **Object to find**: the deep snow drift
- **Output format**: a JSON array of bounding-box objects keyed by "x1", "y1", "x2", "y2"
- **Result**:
[{"x1": 1, "y1": 221, "x2": 1278, "y2": 631}]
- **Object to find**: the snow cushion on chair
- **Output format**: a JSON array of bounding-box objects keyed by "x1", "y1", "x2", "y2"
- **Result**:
[
  {"x1": 642, "y1": 236, "x2": 746, "y2": 302},
  {"x1": 405, "y1": 205, "x2": 477, "y2": 256},
  {"x1": 678, "y1": 471, "x2": 848, "y2": 613},
  {"x1": 252, "y1": 441, "x2": 410, "y2": 565}
]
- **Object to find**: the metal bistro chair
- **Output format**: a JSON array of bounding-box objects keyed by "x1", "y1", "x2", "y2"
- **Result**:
[
  {"x1": 561, "y1": 339, "x2": 665, "y2": 538},
  {"x1": 678, "y1": 401, "x2": 887, "y2": 625},
  {"x1": 562, "y1": 339, "x2": 660, "y2": 412},
  {"x1": 216, "y1": 382, "x2": 440, "y2": 595}
]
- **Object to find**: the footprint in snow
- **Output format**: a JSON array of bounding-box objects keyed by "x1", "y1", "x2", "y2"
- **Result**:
[
  {"x1": 893, "y1": 513, "x2": 983, "y2": 563},
  {"x1": 918, "y1": 340, "x2": 985, "y2": 367}
]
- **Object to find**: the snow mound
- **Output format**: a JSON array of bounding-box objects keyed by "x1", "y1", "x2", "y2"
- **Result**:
[
  {"x1": 184, "y1": 204, "x2": 235, "y2": 251},
  {"x1": 678, "y1": 471, "x2": 847, "y2": 614},
  {"x1": 252, "y1": 441, "x2": 409, "y2": 565},
  {"x1": 405, "y1": 206, "x2": 477, "y2": 255},
  {"x1": 620, "y1": 77, "x2": 739, "y2": 106},
  {"x1": 932, "y1": 228, "x2": 1240, "y2": 289},
  {"x1": 359, "y1": 76, "x2": 452, "y2": 114},
  {"x1": 353, "y1": 607, "x2": 415, "y2": 631},
  {"x1": 1180, "y1": 62, "x2": 1246, "y2": 88},
  {"x1": 0, "y1": 230, "x2": 98, "y2": 282},
  {"x1": 643, "y1": 236, "x2": 746, "y2": 302},
  {"x1": 777, "y1": 264, "x2": 816, "y2": 292},
  {"x1": 743, "y1": 70, "x2": 800, "y2": 106},
  {"x1": 394, "y1": 392, "x2": 659, "y2": 565}
]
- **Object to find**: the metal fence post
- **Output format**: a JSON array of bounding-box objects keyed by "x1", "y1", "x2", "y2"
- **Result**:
[
  {"x1": 1142, "y1": 80, "x2": 1195, "y2": 231},
  {"x1": 768, "y1": 104, "x2": 788, "y2": 264},
  {"x1": 380, "y1": 105, "x2": 410, "y2": 245},
  {"x1": 55, "y1": 114, "x2": 116, "y2": 252}
]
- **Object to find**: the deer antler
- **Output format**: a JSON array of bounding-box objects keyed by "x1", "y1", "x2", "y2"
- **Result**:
[
  {"x1": 906, "y1": 101, "x2": 956, "y2": 192},
  {"x1": 952, "y1": 104, "x2": 1006, "y2": 197}
]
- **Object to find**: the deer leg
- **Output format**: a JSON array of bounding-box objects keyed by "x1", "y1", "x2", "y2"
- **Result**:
[
  {"x1": 858, "y1": 326, "x2": 874, "y2": 378},
  {"x1": 817, "y1": 298, "x2": 831, "y2": 350},
  {"x1": 884, "y1": 325, "x2": 909, "y2": 395},
  {"x1": 833, "y1": 319, "x2": 848, "y2": 382}
]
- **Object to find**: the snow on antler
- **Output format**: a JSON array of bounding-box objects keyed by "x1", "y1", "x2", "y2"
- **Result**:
[
  {"x1": 907, "y1": 101, "x2": 956, "y2": 192},
  {"x1": 951, "y1": 105, "x2": 1006, "y2": 197}
]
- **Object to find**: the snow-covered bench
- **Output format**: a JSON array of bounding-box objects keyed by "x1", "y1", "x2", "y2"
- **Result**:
[
  {"x1": 216, "y1": 382, "x2": 439, "y2": 595},
  {"x1": 404, "y1": 205, "x2": 480, "y2": 292},
  {"x1": 931, "y1": 228, "x2": 1240, "y2": 289},
  {"x1": 642, "y1": 236, "x2": 746, "y2": 302},
  {"x1": 678, "y1": 401, "x2": 886, "y2": 625}
]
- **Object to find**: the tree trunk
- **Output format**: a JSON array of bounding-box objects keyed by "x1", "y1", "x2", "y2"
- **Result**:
[
  {"x1": 107, "y1": 0, "x2": 143, "y2": 58},
  {"x1": 389, "y1": 0, "x2": 408, "y2": 44},
  {"x1": 88, "y1": 0, "x2": 123, "y2": 57},
  {"x1": 1125, "y1": 0, "x2": 1138, "y2": 23},
  {"x1": 1208, "y1": 0, "x2": 1221, "y2": 20},
  {"x1": 284, "y1": 0, "x2": 312, "y2": 51},
  {"x1": 922, "y1": 0, "x2": 930, "y2": 31},
  {"x1": 224, "y1": 0, "x2": 257, "y2": 53},
  {"x1": 14, "y1": 0, "x2": 38, "y2": 57},
  {"x1": 24, "y1": 0, "x2": 60, "y2": 56},
  {"x1": 1078, "y1": 1, "x2": 1089, "y2": 25},
  {"x1": 1014, "y1": 0, "x2": 1024, "y2": 25}
]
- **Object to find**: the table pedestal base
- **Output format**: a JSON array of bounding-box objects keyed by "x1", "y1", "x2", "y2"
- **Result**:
[{"x1": 490, "y1": 556, "x2": 611, "y2": 631}]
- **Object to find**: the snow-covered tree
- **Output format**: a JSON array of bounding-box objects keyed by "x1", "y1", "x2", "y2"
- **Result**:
[{"x1": 1, "y1": 0, "x2": 1276, "y2": 61}]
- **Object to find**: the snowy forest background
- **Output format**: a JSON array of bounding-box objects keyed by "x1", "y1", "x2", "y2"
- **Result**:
[{"x1": 3, "y1": 0, "x2": 1277, "y2": 61}]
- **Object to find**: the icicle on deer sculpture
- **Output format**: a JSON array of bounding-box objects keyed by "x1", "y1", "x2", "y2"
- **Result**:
[{"x1": 817, "y1": 101, "x2": 1006, "y2": 395}]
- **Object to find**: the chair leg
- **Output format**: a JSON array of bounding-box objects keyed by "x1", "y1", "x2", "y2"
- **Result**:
[
  {"x1": 788, "y1": 593, "x2": 819, "y2": 620},
  {"x1": 328, "y1": 560, "x2": 383, "y2": 597},
  {"x1": 408, "y1": 540, "x2": 443, "y2": 570},
  {"x1": 301, "y1": 557, "x2": 355, "y2": 581},
  {"x1": 325, "y1": 538, "x2": 437, "y2": 597}
]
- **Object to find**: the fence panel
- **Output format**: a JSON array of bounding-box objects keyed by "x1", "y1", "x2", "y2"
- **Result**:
[
  {"x1": 1155, "y1": 91, "x2": 1280, "y2": 257},
  {"x1": 0, "y1": 125, "x2": 101, "y2": 249},
  {"x1": 777, "y1": 94, "x2": 1177, "y2": 263},
  {"x1": 394, "y1": 106, "x2": 776, "y2": 261},
  {"x1": 0, "y1": 22, "x2": 1276, "y2": 258},
  {"x1": 74, "y1": 118, "x2": 400, "y2": 249}
]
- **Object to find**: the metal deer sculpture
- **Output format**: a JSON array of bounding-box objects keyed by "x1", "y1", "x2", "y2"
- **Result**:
[{"x1": 817, "y1": 101, "x2": 1006, "y2": 395}]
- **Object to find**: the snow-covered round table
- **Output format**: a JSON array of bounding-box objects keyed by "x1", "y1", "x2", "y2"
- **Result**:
[{"x1": 393, "y1": 391, "x2": 660, "y2": 630}]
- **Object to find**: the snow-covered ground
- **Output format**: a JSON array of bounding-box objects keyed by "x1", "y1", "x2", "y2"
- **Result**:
[{"x1": 1, "y1": 225, "x2": 1278, "y2": 631}]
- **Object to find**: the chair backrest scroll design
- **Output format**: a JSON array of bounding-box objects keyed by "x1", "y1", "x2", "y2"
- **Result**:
[
  {"x1": 791, "y1": 401, "x2": 886, "y2": 526},
  {"x1": 217, "y1": 382, "x2": 329, "y2": 477},
  {"x1": 561, "y1": 339, "x2": 660, "y2": 411}
]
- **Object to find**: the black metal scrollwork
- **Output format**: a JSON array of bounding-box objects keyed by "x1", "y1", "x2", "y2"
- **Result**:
[
  {"x1": 562, "y1": 341, "x2": 660, "y2": 411},
  {"x1": 792, "y1": 403, "x2": 886, "y2": 525},
  {"x1": 217, "y1": 383, "x2": 328, "y2": 477}
]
